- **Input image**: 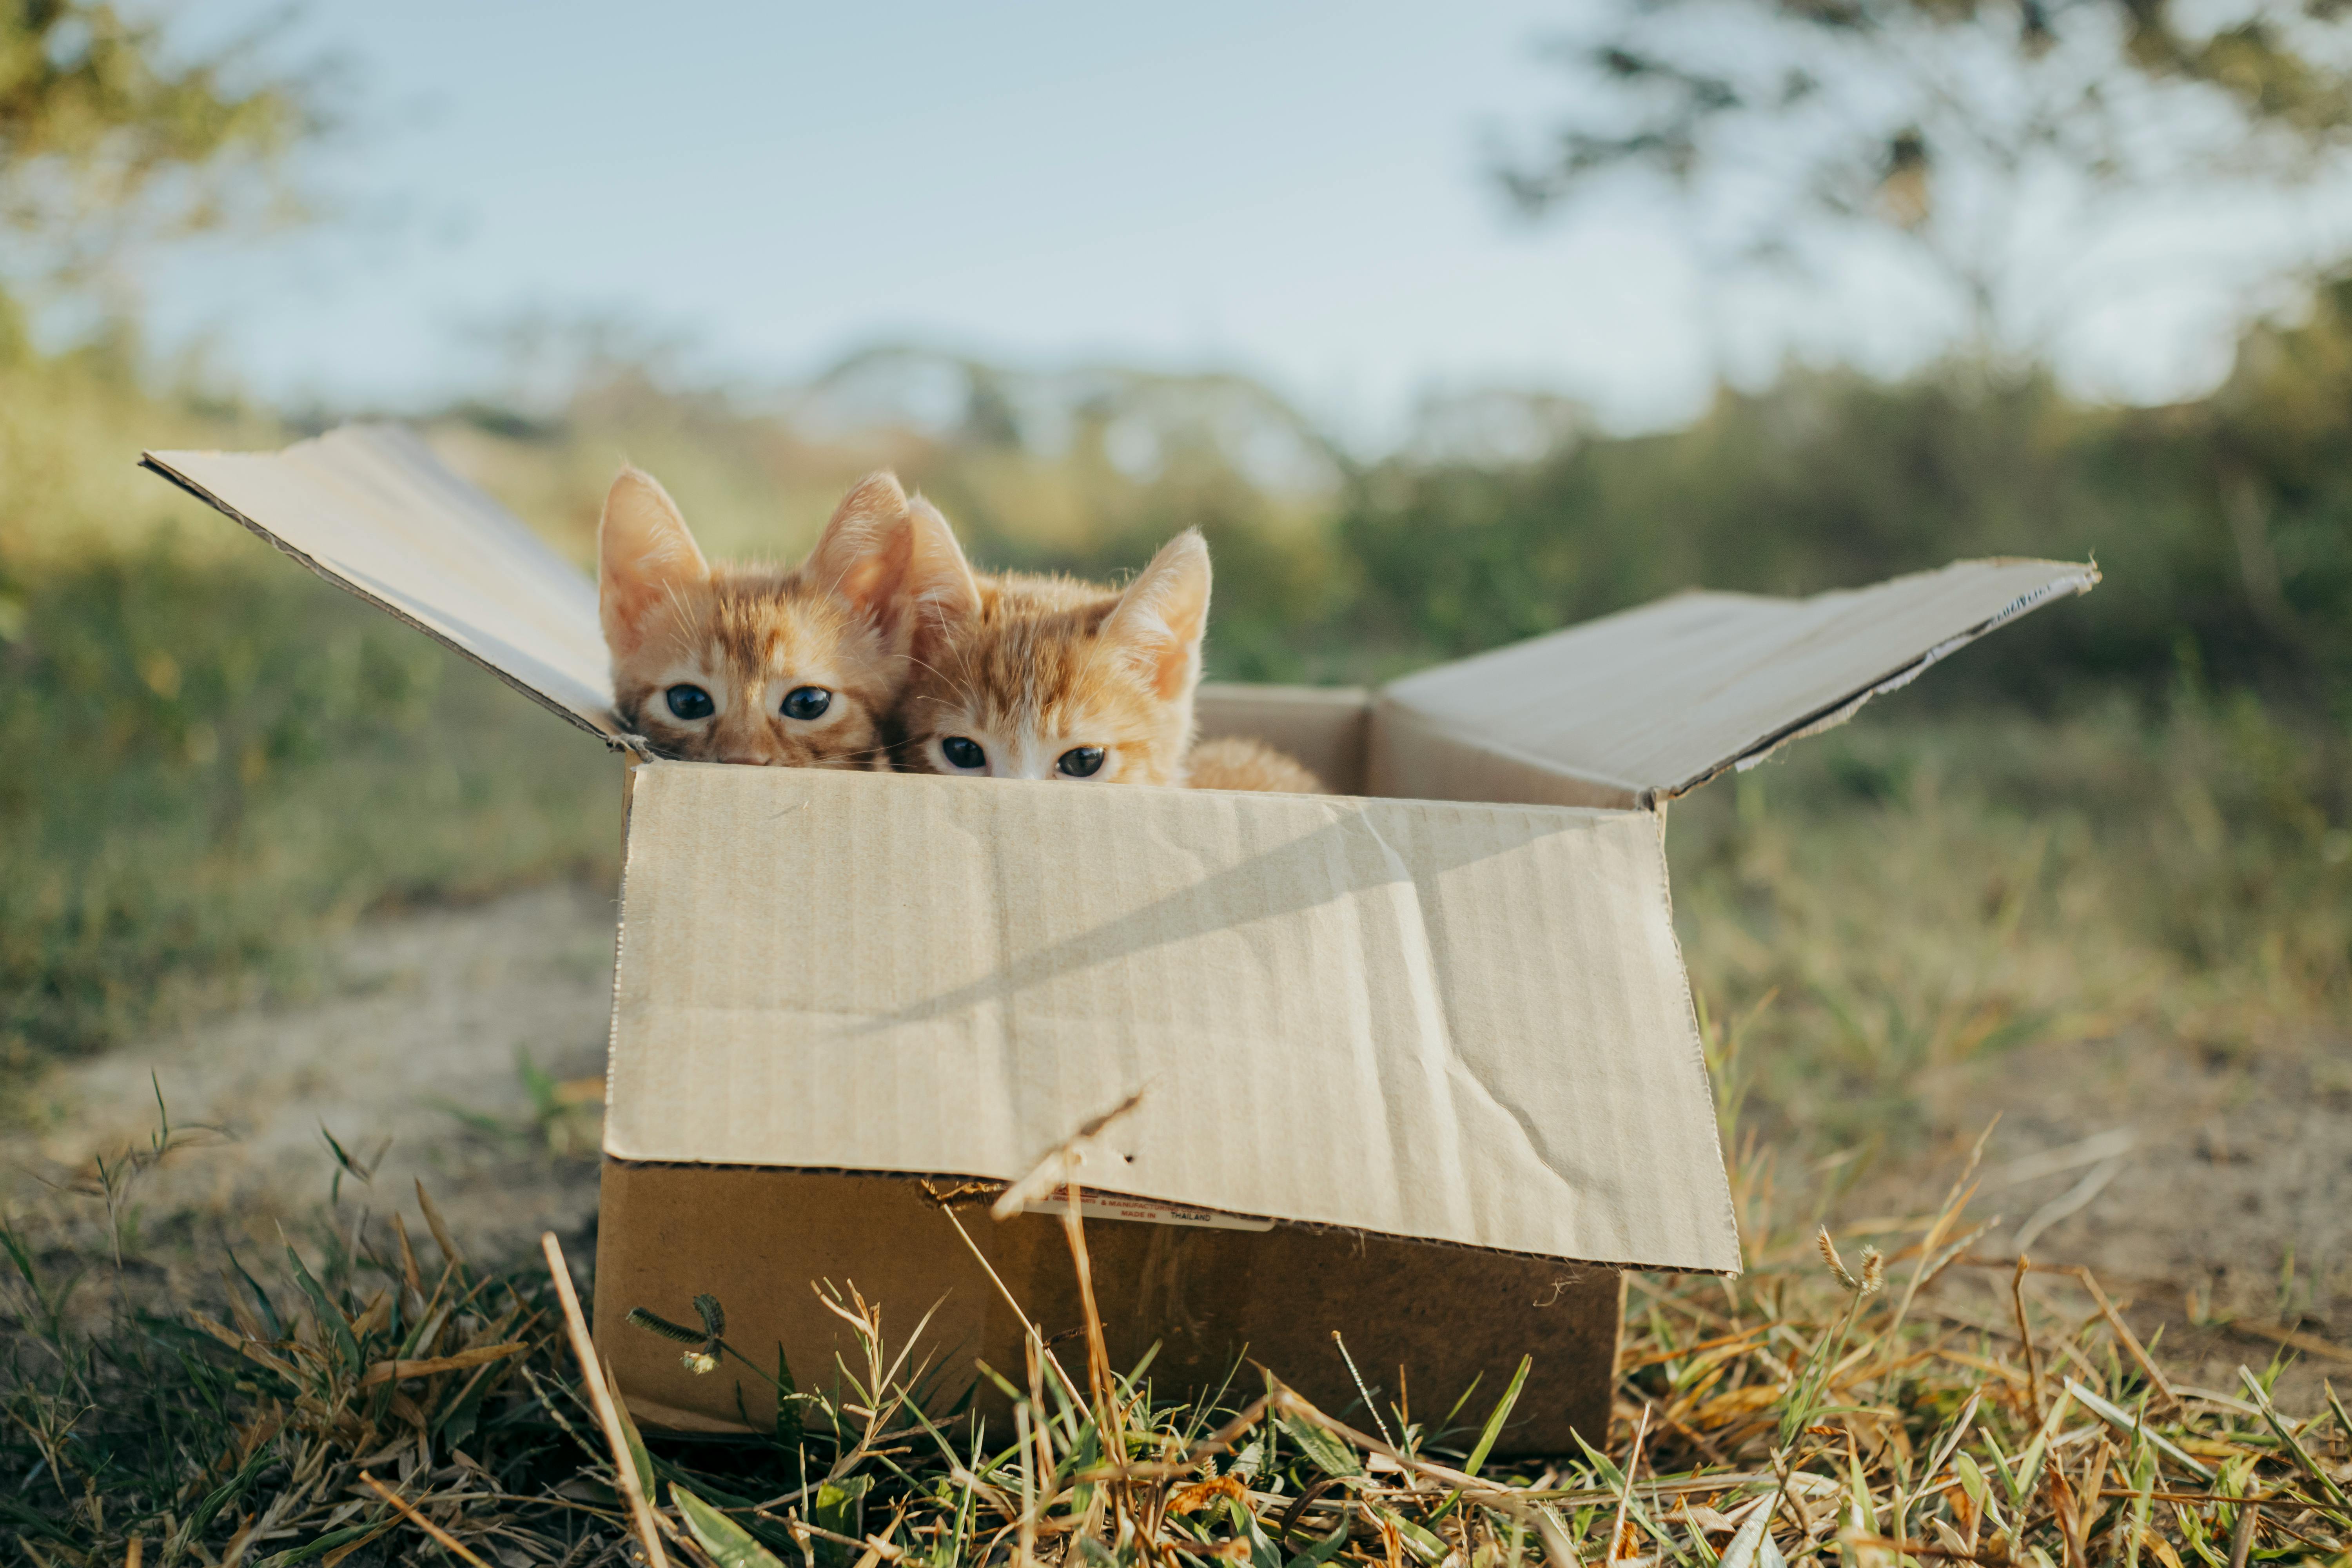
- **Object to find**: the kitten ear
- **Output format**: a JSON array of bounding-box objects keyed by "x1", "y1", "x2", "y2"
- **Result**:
[
  {"x1": 599, "y1": 466, "x2": 708, "y2": 659},
  {"x1": 805, "y1": 474, "x2": 981, "y2": 648},
  {"x1": 1102, "y1": 530, "x2": 1211, "y2": 700},
  {"x1": 804, "y1": 471, "x2": 917, "y2": 624},
  {"x1": 903, "y1": 494, "x2": 981, "y2": 652}
]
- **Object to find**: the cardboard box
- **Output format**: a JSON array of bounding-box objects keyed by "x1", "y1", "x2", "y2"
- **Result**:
[{"x1": 142, "y1": 425, "x2": 2096, "y2": 1455}]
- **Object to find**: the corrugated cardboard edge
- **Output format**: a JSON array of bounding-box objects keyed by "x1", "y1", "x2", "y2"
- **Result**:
[
  {"x1": 1658, "y1": 561, "x2": 2102, "y2": 801},
  {"x1": 137, "y1": 448, "x2": 630, "y2": 751},
  {"x1": 595, "y1": 1158, "x2": 1735, "y2": 1277},
  {"x1": 605, "y1": 759, "x2": 646, "y2": 1113}
]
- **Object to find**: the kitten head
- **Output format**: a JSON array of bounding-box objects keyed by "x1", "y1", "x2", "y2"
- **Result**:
[
  {"x1": 894, "y1": 529, "x2": 1213, "y2": 786},
  {"x1": 599, "y1": 466, "x2": 951, "y2": 768}
]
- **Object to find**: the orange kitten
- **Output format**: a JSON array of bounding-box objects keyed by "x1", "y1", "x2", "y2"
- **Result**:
[
  {"x1": 889, "y1": 521, "x2": 1323, "y2": 792},
  {"x1": 599, "y1": 467, "x2": 948, "y2": 768},
  {"x1": 889, "y1": 528, "x2": 1213, "y2": 785},
  {"x1": 1183, "y1": 736, "x2": 1326, "y2": 793}
]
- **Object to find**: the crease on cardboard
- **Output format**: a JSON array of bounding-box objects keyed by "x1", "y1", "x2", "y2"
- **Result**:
[
  {"x1": 1347, "y1": 805, "x2": 1611, "y2": 1238},
  {"x1": 1343, "y1": 806, "x2": 1475, "y2": 1236}
]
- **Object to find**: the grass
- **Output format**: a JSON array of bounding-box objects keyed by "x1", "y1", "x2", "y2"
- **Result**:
[
  {"x1": 2, "y1": 1094, "x2": 2349, "y2": 1565},
  {"x1": 1668, "y1": 689, "x2": 2352, "y2": 1154}
]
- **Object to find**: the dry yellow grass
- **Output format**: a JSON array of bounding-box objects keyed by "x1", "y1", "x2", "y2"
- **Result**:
[{"x1": 2, "y1": 1114, "x2": 2347, "y2": 1565}]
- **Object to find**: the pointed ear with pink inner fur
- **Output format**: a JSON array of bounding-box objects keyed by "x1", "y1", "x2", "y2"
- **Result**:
[
  {"x1": 803, "y1": 472, "x2": 918, "y2": 632},
  {"x1": 599, "y1": 466, "x2": 710, "y2": 659},
  {"x1": 804, "y1": 474, "x2": 982, "y2": 652},
  {"x1": 902, "y1": 494, "x2": 981, "y2": 655},
  {"x1": 1102, "y1": 530, "x2": 1212, "y2": 699}
]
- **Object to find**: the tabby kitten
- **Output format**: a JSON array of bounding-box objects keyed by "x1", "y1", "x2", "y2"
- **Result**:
[
  {"x1": 889, "y1": 519, "x2": 1322, "y2": 791},
  {"x1": 599, "y1": 466, "x2": 951, "y2": 768}
]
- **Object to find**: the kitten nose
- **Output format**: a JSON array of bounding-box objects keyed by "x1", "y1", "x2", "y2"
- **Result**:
[{"x1": 720, "y1": 752, "x2": 769, "y2": 767}]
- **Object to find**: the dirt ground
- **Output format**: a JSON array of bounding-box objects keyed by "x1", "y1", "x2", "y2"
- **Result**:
[
  {"x1": 4, "y1": 882, "x2": 2345, "y2": 1407},
  {"x1": 0, "y1": 885, "x2": 614, "y2": 1263},
  {"x1": 1887, "y1": 1022, "x2": 2352, "y2": 1410}
]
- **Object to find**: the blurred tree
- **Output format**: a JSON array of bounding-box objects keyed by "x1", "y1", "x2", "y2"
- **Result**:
[
  {"x1": 1497, "y1": 0, "x2": 2352, "y2": 361},
  {"x1": 0, "y1": 0, "x2": 321, "y2": 302}
]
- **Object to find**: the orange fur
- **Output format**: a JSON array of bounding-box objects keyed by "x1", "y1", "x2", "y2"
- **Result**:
[
  {"x1": 599, "y1": 467, "x2": 940, "y2": 769},
  {"x1": 1182, "y1": 736, "x2": 1325, "y2": 794},
  {"x1": 890, "y1": 526, "x2": 1214, "y2": 786}
]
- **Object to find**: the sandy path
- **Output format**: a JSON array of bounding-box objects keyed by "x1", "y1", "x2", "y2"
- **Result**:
[
  {"x1": 0, "y1": 885, "x2": 615, "y2": 1258},
  {"x1": 1889, "y1": 1027, "x2": 2352, "y2": 1405}
]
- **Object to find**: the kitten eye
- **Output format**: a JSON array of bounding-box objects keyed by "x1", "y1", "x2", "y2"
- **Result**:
[
  {"x1": 1057, "y1": 746, "x2": 1106, "y2": 778},
  {"x1": 781, "y1": 686, "x2": 831, "y2": 720},
  {"x1": 941, "y1": 737, "x2": 986, "y2": 771},
  {"x1": 664, "y1": 684, "x2": 715, "y2": 721}
]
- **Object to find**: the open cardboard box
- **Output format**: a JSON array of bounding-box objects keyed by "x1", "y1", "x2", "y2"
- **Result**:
[{"x1": 142, "y1": 426, "x2": 2097, "y2": 1455}]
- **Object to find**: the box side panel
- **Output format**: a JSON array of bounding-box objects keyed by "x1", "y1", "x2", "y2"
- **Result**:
[
  {"x1": 1194, "y1": 684, "x2": 1371, "y2": 795},
  {"x1": 592, "y1": 1162, "x2": 1027, "y2": 1432},
  {"x1": 144, "y1": 426, "x2": 617, "y2": 738},
  {"x1": 1380, "y1": 560, "x2": 2096, "y2": 798},
  {"x1": 594, "y1": 1163, "x2": 1619, "y2": 1456},
  {"x1": 1367, "y1": 699, "x2": 1643, "y2": 811},
  {"x1": 604, "y1": 764, "x2": 1740, "y2": 1273}
]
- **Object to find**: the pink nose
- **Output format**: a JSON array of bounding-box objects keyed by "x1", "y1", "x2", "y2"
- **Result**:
[{"x1": 719, "y1": 753, "x2": 770, "y2": 767}]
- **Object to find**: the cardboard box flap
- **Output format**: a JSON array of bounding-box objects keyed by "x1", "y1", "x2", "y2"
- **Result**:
[
  {"x1": 1379, "y1": 559, "x2": 2098, "y2": 802},
  {"x1": 142, "y1": 425, "x2": 616, "y2": 740},
  {"x1": 606, "y1": 761, "x2": 1743, "y2": 1274}
]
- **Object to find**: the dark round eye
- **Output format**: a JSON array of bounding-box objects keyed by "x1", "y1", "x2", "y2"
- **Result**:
[
  {"x1": 941, "y1": 736, "x2": 985, "y2": 771},
  {"x1": 781, "y1": 686, "x2": 831, "y2": 720},
  {"x1": 664, "y1": 684, "x2": 714, "y2": 720},
  {"x1": 1057, "y1": 746, "x2": 1105, "y2": 778}
]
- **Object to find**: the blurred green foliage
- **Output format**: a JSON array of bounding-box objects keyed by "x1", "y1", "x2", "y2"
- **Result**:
[{"x1": 1330, "y1": 280, "x2": 2352, "y2": 706}]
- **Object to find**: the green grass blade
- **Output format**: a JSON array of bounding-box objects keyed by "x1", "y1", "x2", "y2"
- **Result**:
[
  {"x1": 673, "y1": 1483, "x2": 789, "y2": 1568},
  {"x1": 282, "y1": 1243, "x2": 361, "y2": 1376},
  {"x1": 1287, "y1": 1515, "x2": 1353, "y2": 1568},
  {"x1": 1460, "y1": 1354, "x2": 1531, "y2": 1479},
  {"x1": 608, "y1": 1376, "x2": 655, "y2": 1497},
  {"x1": 775, "y1": 1342, "x2": 803, "y2": 1448},
  {"x1": 1278, "y1": 1412, "x2": 1363, "y2": 1479},
  {"x1": 2237, "y1": 1365, "x2": 2351, "y2": 1520}
]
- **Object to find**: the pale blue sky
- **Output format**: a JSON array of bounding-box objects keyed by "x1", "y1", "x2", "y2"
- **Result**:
[{"x1": 139, "y1": 2, "x2": 2347, "y2": 441}]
